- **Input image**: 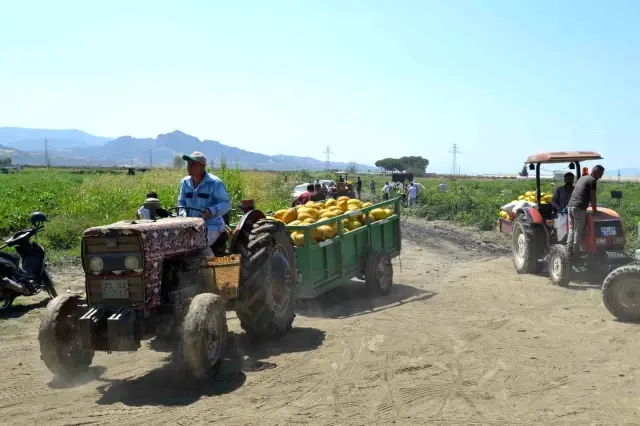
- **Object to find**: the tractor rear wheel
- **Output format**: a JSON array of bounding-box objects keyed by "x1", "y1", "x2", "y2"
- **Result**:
[
  {"x1": 602, "y1": 265, "x2": 640, "y2": 322},
  {"x1": 548, "y1": 244, "x2": 571, "y2": 286},
  {"x1": 235, "y1": 219, "x2": 297, "y2": 340},
  {"x1": 512, "y1": 215, "x2": 542, "y2": 274}
]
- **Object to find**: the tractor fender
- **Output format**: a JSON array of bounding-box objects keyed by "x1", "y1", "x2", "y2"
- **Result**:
[
  {"x1": 230, "y1": 209, "x2": 266, "y2": 249},
  {"x1": 515, "y1": 206, "x2": 544, "y2": 226},
  {"x1": 515, "y1": 206, "x2": 550, "y2": 250}
]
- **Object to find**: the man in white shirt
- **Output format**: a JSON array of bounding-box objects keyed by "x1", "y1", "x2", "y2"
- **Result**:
[
  {"x1": 382, "y1": 182, "x2": 391, "y2": 200},
  {"x1": 407, "y1": 182, "x2": 418, "y2": 207}
]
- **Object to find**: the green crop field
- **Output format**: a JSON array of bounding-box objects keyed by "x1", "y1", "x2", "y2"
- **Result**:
[{"x1": 1, "y1": 168, "x2": 639, "y2": 262}]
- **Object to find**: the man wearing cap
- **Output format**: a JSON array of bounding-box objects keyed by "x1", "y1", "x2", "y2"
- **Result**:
[{"x1": 178, "y1": 151, "x2": 231, "y2": 255}]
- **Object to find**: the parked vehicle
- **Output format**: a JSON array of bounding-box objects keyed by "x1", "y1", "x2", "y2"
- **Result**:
[
  {"x1": 39, "y1": 198, "x2": 402, "y2": 382},
  {"x1": 498, "y1": 151, "x2": 632, "y2": 286},
  {"x1": 0, "y1": 212, "x2": 57, "y2": 311}
]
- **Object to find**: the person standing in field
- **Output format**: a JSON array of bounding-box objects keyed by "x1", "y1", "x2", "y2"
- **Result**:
[
  {"x1": 566, "y1": 165, "x2": 604, "y2": 258},
  {"x1": 382, "y1": 182, "x2": 391, "y2": 200},
  {"x1": 407, "y1": 182, "x2": 418, "y2": 207},
  {"x1": 356, "y1": 177, "x2": 362, "y2": 199},
  {"x1": 178, "y1": 151, "x2": 232, "y2": 254},
  {"x1": 370, "y1": 179, "x2": 376, "y2": 195}
]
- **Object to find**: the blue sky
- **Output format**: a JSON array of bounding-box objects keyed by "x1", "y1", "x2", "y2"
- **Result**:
[{"x1": 1, "y1": 0, "x2": 639, "y2": 173}]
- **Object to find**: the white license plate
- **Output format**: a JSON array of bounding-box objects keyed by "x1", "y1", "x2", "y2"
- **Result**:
[
  {"x1": 101, "y1": 279, "x2": 129, "y2": 299},
  {"x1": 600, "y1": 226, "x2": 617, "y2": 236}
]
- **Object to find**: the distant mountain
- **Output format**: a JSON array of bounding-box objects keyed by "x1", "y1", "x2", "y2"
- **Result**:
[
  {"x1": 0, "y1": 128, "x2": 374, "y2": 171},
  {"x1": 0, "y1": 127, "x2": 112, "y2": 151}
]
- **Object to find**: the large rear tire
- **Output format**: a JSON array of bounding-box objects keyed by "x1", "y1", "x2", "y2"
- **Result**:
[
  {"x1": 234, "y1": 219, "x2": 297, "y2": 340},
  {"x1": 602, "y1": 265, "x2": 640, "y2": 322},
  {"x1": 512, "y1": 215, "x2": 543, "y2": 274},
  {"x1": 182, "y1": 293, "x2": 228, "y2": 378},
  {"x1": 39, "y1": 295, "x2": 94, "y2": 380}
]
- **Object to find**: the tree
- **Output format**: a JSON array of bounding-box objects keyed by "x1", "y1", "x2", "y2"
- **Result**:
[
  {"x1": 173, "y1": 155, "x2": 185, "y2": 169},
  {"x1": 375, "y1": 156, "x2": 429, "y2": 174},
  {"x1": 519, "y1": 165, "x2": 529, "y2": 177},
  {"x1": 0, "y1": 157, "x2": 11, "y2": 166},
  {"x1": 347, "y1": 162, "x2": 357, "y2": 174}
]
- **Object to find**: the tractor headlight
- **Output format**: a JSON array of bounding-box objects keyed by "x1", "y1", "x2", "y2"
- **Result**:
[
  {"x1": 124, "y1": 255, "x2": 140, "y2": 270},
  {"x1": 89, "y1": 257, "x2": 104, "y2": 273}
]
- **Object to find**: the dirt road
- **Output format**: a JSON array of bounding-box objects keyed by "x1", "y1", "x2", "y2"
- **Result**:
[{"x1": 1, "y1": 219, "x2": 638, "y2": 425}]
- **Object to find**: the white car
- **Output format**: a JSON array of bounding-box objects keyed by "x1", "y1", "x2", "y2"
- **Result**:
[{"x1": 291, "y1": 183, "x2": 310, "y2": 199}]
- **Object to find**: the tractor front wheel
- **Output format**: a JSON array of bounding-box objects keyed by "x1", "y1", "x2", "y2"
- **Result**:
[
  {"x1": 602, "y1": 265, "x2": 640, "y2": 322},
  {"x1": 234, "y1": 219, "x2": 297, "y2": 340},
  {"x1": 548, "y1": 244, "x2": 571, "y2": 286},
  {"x1": 182, "y1": 293, "x2": 228, "y2": 378}
]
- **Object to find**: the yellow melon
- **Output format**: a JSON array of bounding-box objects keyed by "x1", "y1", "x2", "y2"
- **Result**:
[
  {"x1": 347, "y1": 199, "x2": 363, "y2": 208},
  {"x1": 338, "y1": 196, "x2": 350, "y2": 202},
  {"x1": 297, "y1": 212, "x2": 315, "y2": 222},
  {"x1": 288, "y1": 220, "x2": 302, "y2": 227},
  {"x1": 274, "y1": 209, "x2": 287, "y2": 220},
  {"x1": 282, "y1": 208, "x2": 297, "y2": 224},
  {"x1": 384, "y1": 208, "x2": 393, "y2": 217},
  {"x1": 325, "y1": 198, "x2": 337, "y2": 207},
  {"x1": 337, "y1": 200, "x2": 348, "y2": 212},
  {"x1": 317, "y1": 225, "x2": 336, "y2": 239},
  {"x1": 320, "y1": 211, "x2": 338, "y2": 219},
  {"x1": 371, "y1": 208, "x2": 387, "y2": 220},
  {"x1": 362, "y1": 202, "x2": 373, "y2": 208},
  {"x1": 349, "y1": 220, "x2": 363, "y2": 230}
]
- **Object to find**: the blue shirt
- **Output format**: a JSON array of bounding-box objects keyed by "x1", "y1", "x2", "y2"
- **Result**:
[{"x1": 177, "y1": 172, "x2": 231, "y2": 232}]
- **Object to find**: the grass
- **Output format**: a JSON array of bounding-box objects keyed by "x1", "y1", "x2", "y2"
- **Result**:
[{"x1": 1, "y1": 168, "x2": 638, "y2": 262}]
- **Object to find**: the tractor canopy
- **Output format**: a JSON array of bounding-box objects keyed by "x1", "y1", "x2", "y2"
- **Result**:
[{"x1": 525, "y1": 151, "x2": 602, "y2": 165}]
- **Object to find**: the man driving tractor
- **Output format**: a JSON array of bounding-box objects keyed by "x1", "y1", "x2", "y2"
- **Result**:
[
  {"x1": 566, "y1": 165, "x2": 605, "y2": 258},
  {"x1": 178, "y1": 151, "x2": 232, "y2": 256}
]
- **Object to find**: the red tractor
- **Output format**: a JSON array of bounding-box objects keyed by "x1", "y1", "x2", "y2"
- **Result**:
[{"x1": 498, "y1": 151, "x2": 632, "y2": 286}]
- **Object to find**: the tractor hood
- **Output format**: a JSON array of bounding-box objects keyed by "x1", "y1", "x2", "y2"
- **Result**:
[{"x1": 587, "y1": 207, "x2": 620, "y2": 221}]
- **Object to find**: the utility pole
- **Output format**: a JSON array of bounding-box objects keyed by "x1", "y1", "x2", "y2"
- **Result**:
[
  {"x1": 323, "y1": 145, "x2": 333, "y2": 171},
  {"x1": 149, "y1": 149, "x2": 152, "y2": 169},
  {"x1": 44, "y1": 138, "x2": 49, "y2": 168},
  {"x1": 449, "y1": 143, "x2": 462, "y2": 175}
]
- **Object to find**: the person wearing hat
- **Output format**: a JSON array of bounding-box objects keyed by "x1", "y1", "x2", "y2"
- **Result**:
[{"x1": 178, "y1": 151, "x2": 231, "y2": 255}]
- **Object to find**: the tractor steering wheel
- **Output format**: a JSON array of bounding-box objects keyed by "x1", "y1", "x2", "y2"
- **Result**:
[{"x1": 164, "y1": 206, "x2": 208, "y2": 218}]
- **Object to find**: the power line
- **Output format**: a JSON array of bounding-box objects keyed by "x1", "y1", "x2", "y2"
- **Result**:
[
  {"x1": 449, "y1": 143, "x2": 462, "y2": 175},
  {"x1": 323, "y1": 145, "x2": 333, "y2": 170}
]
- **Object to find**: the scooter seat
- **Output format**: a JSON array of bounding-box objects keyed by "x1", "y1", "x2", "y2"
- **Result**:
[{"x1": 0, "y1": 251, "x2": 20, "y2": 262}]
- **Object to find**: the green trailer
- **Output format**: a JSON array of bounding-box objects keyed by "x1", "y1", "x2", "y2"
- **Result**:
[{"x1": 285, "y1": 197, "x2": 402, "y2": 298}]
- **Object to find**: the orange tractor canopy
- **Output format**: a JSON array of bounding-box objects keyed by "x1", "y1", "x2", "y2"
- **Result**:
[{"x1": 501, "y1": 151, "x2": 632, "y2": 286}]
